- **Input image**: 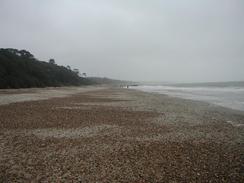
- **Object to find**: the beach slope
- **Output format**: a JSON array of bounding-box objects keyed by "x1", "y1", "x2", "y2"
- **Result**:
[{"x1": 0, "y1": 87, "x2": 243, "y2": 182}]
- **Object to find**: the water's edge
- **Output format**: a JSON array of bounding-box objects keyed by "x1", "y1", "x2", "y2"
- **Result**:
[{"x1": 131, "y1": 85, "x2": 244, "y2": 111}]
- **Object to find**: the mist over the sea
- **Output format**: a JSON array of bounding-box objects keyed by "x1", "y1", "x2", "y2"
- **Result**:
[{"x1": 0, "y1": 0, "x2": 244, "y2": 82}]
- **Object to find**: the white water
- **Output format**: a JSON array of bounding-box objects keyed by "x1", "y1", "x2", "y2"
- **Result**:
[{"x1": 132, "y1": 85, "x2": 244, "y2": 111}]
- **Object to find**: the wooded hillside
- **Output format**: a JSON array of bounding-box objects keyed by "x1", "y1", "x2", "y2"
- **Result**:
[{"x1": 0, "y1": 48, "x2": 92, "y2": 89}]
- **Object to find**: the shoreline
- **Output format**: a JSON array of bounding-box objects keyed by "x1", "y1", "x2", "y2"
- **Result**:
[
  {"x1": 1, "y1": 86, "x2": 244, "y2": 114},
  {"x1": 130, "y1": 85, "x2": 244, "y2": 112},
  {"x1": 130, "y1": 88, "x2": 244, "y2": 127},
  {"x1": 0, "y1": 87, "x2": 243, "y2": 182}
]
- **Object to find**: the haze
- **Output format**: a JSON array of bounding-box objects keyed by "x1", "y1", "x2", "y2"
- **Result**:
[{"x1": 0, "y1": 0, "x2": 243, "y2": 83}]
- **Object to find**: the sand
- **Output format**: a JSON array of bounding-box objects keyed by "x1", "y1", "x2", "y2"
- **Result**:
[{"x1": 0, "y1": 87, "x2": 243, "y2": 182}]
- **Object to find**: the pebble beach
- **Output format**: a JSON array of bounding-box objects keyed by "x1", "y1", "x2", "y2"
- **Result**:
[{"x1": 0, "y1": 87, "x2": 243, "y2": 182}]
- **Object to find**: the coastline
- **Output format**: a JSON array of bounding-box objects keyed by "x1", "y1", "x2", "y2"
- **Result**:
[
  {"x1": 0, "y1": 87, "x2": 243, "y2": 182},
  {"x1": 129, "y1": 88, "x2": 244, "y2": 128},
  {"x1": 130, "y1": 84, "x2": 244, "y2": 112}
]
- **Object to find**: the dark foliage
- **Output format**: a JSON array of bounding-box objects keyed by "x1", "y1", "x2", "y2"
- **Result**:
[{"x1": 0, "y1": 48, "x2": 92, "y2": 89}]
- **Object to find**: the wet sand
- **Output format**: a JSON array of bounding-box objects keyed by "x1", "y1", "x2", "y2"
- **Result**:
[{"x1": 0, "y1": 87, "x2": 243, "y2": 182}]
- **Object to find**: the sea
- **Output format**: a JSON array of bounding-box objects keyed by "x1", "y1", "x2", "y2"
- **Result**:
[{"x1": 131, "y1": 81, "x2": 244, "y2": 111}]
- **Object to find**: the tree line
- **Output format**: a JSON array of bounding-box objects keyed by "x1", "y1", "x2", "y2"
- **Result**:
[{"x1": 0, "y1": 48, "x2": 92, "y2": 89}]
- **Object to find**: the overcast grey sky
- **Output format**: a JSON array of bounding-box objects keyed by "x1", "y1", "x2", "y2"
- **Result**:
[{"x1": 0, "y1": 0, "x2": 243, "y2": 82}]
